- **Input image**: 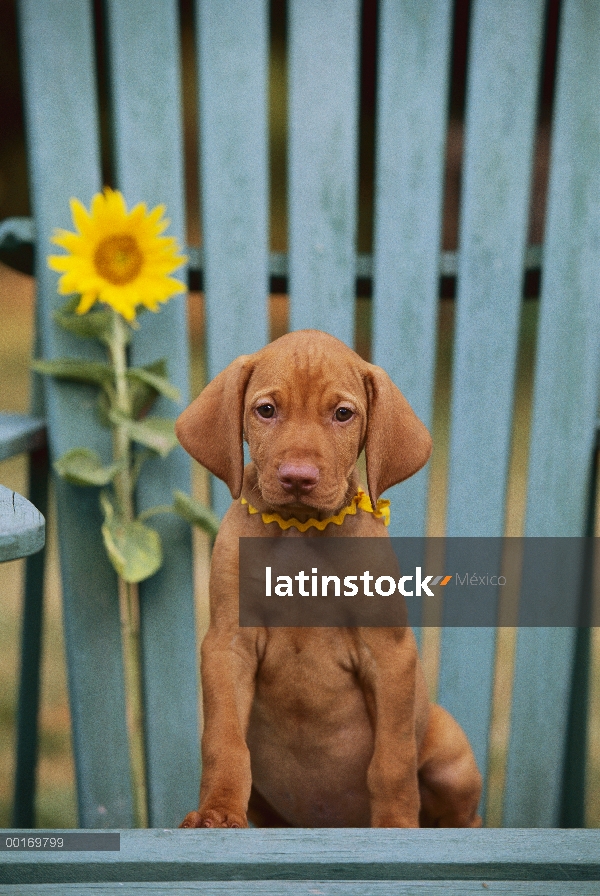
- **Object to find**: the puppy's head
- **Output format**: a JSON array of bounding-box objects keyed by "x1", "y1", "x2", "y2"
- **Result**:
[{"x1": 176, "y1": 330, "x2": 431, "y2": 513}]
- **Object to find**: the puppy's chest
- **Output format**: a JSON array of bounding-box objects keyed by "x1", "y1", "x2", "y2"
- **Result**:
[{"x1": 255, "y1": 630, "x2": 358, "y2": 718}]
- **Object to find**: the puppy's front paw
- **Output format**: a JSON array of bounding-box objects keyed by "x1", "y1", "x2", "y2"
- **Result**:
[
  {"x1": 370, "y1": 803, "x2": 420, "y2": 828},
  {"x1": 371, "y1": 813, "x2": 419, "y2": 828},
  {"x1": 179, "y1": 807, "x2": 248, "y2": 828}
]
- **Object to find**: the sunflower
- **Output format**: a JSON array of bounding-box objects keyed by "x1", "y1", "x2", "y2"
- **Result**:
[{"x1": 48, "y1": 188, "x2": 187, "y2": 321}]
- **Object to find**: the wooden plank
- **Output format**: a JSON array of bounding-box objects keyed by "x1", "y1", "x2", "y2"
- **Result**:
[
  {"x1": 505, "y1": 630, "x2": 583, "y2": 827},
  {"x1": 504, "y1": 0, "x2": 600, "y2": 828},
  {"x1": 17, "y1": 0, "x2": 133, "y2": 827},
  {"x1": 0, "y1": 881, "x2": 598, "y2": 895},
  {"x1": 0, "y1": 413, "x2": 46, "y2": 462},
  {"x1": 559, "y1": 469, "x2": 597, "y2": 825},
  {"x1": 0, "y1": 215, "x2": 35, "y2": 248},
  {"x1": 105, "y1": 0, "x2": 200, "y2": 829},
  {"x1": 11, "y1": 245, "x2": 50, "y2": 827},
  {"x1": 445, "y1": 0, "x2": 545, "y2": 536},
  {"x1": 0, "y1": 219, "x2": 546, "y2": 284},
  {"x1": 437, "y1": 0, "x2": 545, "y2": 802},
  {"x1": 561, "y1": 622, "x2": 592, "y2": 823},
  {"x1": 0, "y1": 486, "x2": 44, "y2": 562},
  {"x1": 12, "y1": 447, "x2": 49, "y2": 827},
  {"x1": 437, "y1": 626, "x2": 495, "y2": 798},
  {"x1": 371, "y1": 0, "x2": 452, "y2": 540},
  {"x1": 195, "y1": 0, "x2": 269, "y2": 517},
  {"x1": 1, "y1": 829, "x2": 600, "y2": 885},
  {"x1": 287, "y1": 0, "x2": 360, "y2": 346}
]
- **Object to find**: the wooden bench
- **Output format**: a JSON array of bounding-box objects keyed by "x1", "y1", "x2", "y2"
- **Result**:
[
  {"x1": 1, "y1": 829, "x2": 599, "y2": 893},
  {"x1": 1, "y1": 0, "x2": 599, "y2": 890},
  {"x1": 0, "y1": 485, "x2": 45, "y2": 564}
]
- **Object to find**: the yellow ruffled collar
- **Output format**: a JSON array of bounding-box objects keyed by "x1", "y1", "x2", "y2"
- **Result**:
[{"x1": 241, "y1": 488, "x2": 390, "y2": 532}]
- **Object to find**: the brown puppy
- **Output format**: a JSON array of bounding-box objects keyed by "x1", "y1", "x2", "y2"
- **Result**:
[{"x1": 176, "y1": 330, "x2": 482, "y2": 828}]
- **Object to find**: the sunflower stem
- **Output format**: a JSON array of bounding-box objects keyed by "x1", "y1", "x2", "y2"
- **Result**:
[
  {"x1": 108, "y1": 308, "x2": 148, "y2": 828},
  {"x1": 109, "y1": 311, "x2": 134, "y2": 519}
]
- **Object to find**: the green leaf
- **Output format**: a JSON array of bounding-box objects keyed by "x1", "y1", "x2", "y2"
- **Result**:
[
  {"x1": 100, "y1": 493, "x2": 162, "y2": 583},
  {"x1": 172, "y1": 489, "x2": 220, "y2": 537},
  {"x1": 56, "y1": 295, "x2": 83, "y2": 315},
  {"x1": 138, "y1": 503, "x2": 177, "y2": 522},
  {"x1": 109, "y1": 410, "x2": 179, "y2": 457},
  {"x1": 127, "y1": 366, "x2": 181, "y2": 404},
  {"x1": 129, "y1": 359, "x2": 168, "y2": 420},
  {"x1": 53, "y1": 297, "x2": 118, "y2": 345},
  {"x1": 32, "y1": 358, "x2": 114, "y2": 390},
  {"x1": 54, "y1": 448, "x2": 124, "y2": 487}
]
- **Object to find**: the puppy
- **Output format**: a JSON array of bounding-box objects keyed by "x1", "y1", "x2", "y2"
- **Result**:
[{"x1": 176, "y1": 329, "x2": 482, "y2": 828}]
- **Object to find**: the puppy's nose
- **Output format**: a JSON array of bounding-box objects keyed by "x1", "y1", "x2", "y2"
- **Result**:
[{"x1": 278, "y1": 463, "x2": 320, "y2": 494}]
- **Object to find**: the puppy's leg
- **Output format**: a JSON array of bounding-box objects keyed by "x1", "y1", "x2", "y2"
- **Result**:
[
  {"x1": 358, "y1": 629, "x2": 422, "y2": 827},
  {"x1": 418, "y1": 703, "x2": 483, "y2": 828},
  {"x1": 180, "y1": 628, "x2": 257, "y2": 829}
]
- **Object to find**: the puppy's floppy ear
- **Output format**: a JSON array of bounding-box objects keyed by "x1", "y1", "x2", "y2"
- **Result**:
[
  {"x1": 175, "y1": 355, "x2": 255, "y2": 499},
  {"x1": 363, "y1": 363, "x2": 432, "y2": 507}
]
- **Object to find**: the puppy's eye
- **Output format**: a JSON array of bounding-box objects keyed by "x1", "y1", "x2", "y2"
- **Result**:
[
  {"x1": 256, "y1": 403, "x2": 275, "y2": 419},
  {"x1": 335, "y1": 407, "x2": 354, "y2": 422}
]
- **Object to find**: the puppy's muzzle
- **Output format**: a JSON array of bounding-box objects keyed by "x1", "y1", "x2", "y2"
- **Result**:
[{"x1": 278, "y1": 463, "x2": 320, "y2": 496}]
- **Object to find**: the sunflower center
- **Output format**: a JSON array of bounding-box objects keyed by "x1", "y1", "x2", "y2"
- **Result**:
[{"x1": 94, "y1": 234, "x2": 143, "y2": 285}]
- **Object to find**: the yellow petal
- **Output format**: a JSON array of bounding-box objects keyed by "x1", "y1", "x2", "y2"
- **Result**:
[
  {"x1": 91, "y1": 191, "x2": 107, "y2": 219},
  {"x1": 70, "y1": 197, "x2": 92, "y2": 235},
  {"x1": 50, "y1": 232, "x2": 84, "y2": 253},
  {"x1": 128, "y1": 202, "x2": 148, "y2": 225},
  {"x1": 48, "y1": 255, "x2": 74, "y2": 272},
  {"x1": 76, "y1": 292, "x2": 98, "y2": 314},
  {"x1": 105, "y1": 188, "x2": 128, "y2": 219}
]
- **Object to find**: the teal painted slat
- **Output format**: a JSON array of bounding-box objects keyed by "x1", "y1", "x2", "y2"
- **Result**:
[
  {"x1": 2, "y1": 828, "x2": 600, "y2": 885},
  {"x1": 0, "y1": 486, "x2": 44, "y2": 562},
  {"x1": 17, "y1": 0, "x2": 133, "y2": 827},
  {"x1": 12, "y1": 447, "x2": 49, "y2": 827},
  {"x1": 0, "y1": 215, "x2": 34, "y2": 249},
  {"x1": 559, "y1": 451, "x2": 598, "y2": 827},
  {"x1": 504, "y1": 0, "x2": 600, "y2": 828},
  {"x1": 0, "y1": 413, "x2": 46, "y2": 462},
  {"x1": 437, "y1": 626, "x2": 495, "y2": 804},
  {"x1": 436, "y1": 0, "x2": 545, "y2": 804},
  {"x1": 371, "y1": 0, "x2": 452, "y2": 540},
  {"x1": 195, "y1": 0, "x2": 270, "y2": 369},
  {"x1": 196, "y1": 0, "x2": 269, "y2": 517},
  {"x1": 446, "y1": 0, "x2": 544, "y2": 538},
  {"x1": 288, "y1": 0, "x2": 360, "y2": 345},
  {"x1": 12, "y1": 240, "x2": 49, "y2": 827},
  {"x1": 521, "y1": 25, "x2": 600, "y2": 541},
  {"x1": 504, "y1": 628, "x2": 576, "y2": 828},
  {"x1": 0, "y1": 882, "x2": 599, "y2": 896},
  {"x1": 560, "y1": 624, "x2": 592, "y2": 827},
  {"x1": 0, "y1": 219, "x2": 546, "y2": 284},
  {"x1": 0, "y1": 883, "x2": 598, "y2": 895},
  {"x1": 105, "y1": 0, "x2": 200, "y2": 829}
]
